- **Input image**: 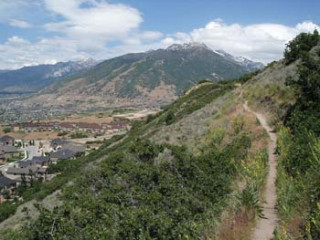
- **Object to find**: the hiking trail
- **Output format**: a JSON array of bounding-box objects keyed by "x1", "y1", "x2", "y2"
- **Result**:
[{"x1": 243, "y1": 101, "x2": 278, "y2": 240}]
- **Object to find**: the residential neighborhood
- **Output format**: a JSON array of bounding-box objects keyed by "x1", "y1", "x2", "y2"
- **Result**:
[
  {"x1": 0, "y1": 135, "x2": 86, "y2": 203},
  {"x1": 10, "y1": 120, "x2": 128, "y2": 134},
  {"x1": 0, "y1": 110, "x2": 157, "y2": 204}
]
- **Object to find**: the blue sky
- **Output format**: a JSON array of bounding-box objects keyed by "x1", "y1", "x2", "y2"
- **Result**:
[
  {"x1": 119, "y1": 0, "x2": 320, "y2": 32},
  {"x1": 0, "y1": 0, "x2": 319, "y2": 69}
]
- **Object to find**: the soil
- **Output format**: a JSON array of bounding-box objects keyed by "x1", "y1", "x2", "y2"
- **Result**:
[{"x1": 244, "y1": 102, "x2": 278, "y2": 240}]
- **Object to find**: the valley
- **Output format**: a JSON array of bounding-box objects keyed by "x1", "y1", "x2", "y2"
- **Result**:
[
  {"x1": 0, "y1": 43, "x2": 263, "y2": 123},
  {"x1": 0, "y1": 4, "x2": 319, "y2": 238}
]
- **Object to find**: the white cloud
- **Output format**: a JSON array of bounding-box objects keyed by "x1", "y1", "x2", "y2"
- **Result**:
[
  {"x1": 0, "y1": 0, "x2": 158, "y2": 69},
  {"x1": 44, "y1": 0, "x2": 143, "y2": 41},
  {"x1": 9, "y1": 19, "x2": 32, "y2": 28},
  {"x1": 0, "y1": 0, "x2": 42, "y2": 22},
  {"x1": 139, "y1": 31, "x2": 163, "y2": 41},
  {"x1": 1, "y1": 0, "x2": 319, "y2": 69},
  {"x1": 0, "y1": 36, "x2": 91, "y2": 69},
  {"x1": 164, "y1": 20, "x2": 320, "y2": 63}
]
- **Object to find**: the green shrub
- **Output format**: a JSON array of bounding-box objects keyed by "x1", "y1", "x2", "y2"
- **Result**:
[
  {"x1": 284, "y1": 30, "x2": 319, "y2": 64},
  {"x1": 2, "y1": 127, "x2": 11, "y2": 133},
  {"x1": 70, "y1": 132, "x2": 88, "y2": 139},
  {"x1": 0, "y1": 202, "x2": 17, "y2": 222},
  {"x1": 238, "y1": 184, "x2": 264, "y2": 219}
]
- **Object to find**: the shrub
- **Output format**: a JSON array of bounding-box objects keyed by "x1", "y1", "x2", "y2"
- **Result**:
[
  {"x1": 3, "y1": 127, "x2": 11, "y2": 133},
  {"x1": 284, "y1": 30, "x2": 319, "y2": 64},
  {"x1": 70, "y1": 132, "x2": 88, "y2": 139}
]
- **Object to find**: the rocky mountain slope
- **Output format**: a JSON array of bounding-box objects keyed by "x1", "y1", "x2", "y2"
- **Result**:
[
  {"x1": 0, "y1": 59, "x2": 97, "y2": 93},
  {"x1": 30, "y1": 43, "x2": 263, "y2": 109}
]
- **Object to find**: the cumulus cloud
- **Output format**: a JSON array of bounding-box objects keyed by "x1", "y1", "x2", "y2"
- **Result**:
[
  {"x1": 9, "y1": 19, "x2": 32, "y2": 28},
  {"x1": 139, "y1": 31, "x2": 163, "y2": 41},
  {"x1": 0, "y1": 0, "x2": 162, "y2": 69},
  {"x1": 163, "y1": 19, "x2": 320, "y2": 63},
  {"x1": 44, "y1": 0, "x2": 143, "y2": 42},
  {"x1": 0, "y1": 0, "x2": 42, "y2": 22},
  {"x1": 0, "y1": 36, "x2": 93, "y2": 69},
  {"x1": 0, "y1": 0, "x2": 319, "y2": 69}
]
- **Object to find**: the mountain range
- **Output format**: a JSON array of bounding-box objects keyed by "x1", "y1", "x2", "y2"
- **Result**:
[
  {"x1": 1, "y1": 32, "x2": 319, "y2": 240},
  {"x1": 29, "y1": 42, "x2": 263, "y2": 109},
  {"x1": 0, "y1": 59, "x2": 97, "y2": 93}
]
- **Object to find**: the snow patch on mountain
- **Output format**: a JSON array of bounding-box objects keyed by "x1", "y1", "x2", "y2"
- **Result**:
[
  {"x1": 45, "y1": 58, "x2": 98, "y2": 79},
  {"x1": 166, "y1": 42, "x2": 264, "y2": 71}
]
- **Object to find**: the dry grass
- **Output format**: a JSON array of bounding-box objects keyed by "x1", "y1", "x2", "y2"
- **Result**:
[
  {"x1": 44, "y1": 115, "x2": 113, "y2": 124},
  {"x1": 0, "y1": 131, "x2": 59, "y2": 141},
  {"x1": 218, "y1": 209, "x2": 256, "y2": 240},
  {"x1": 0, "y1": 112, "x2": 115, "y2": 141},
  {"x1": 277, "y1": 213, "x2": 306, "y2": 239}
]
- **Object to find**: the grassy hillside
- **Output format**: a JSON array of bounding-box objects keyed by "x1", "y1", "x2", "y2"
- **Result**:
[
  {"x1": 1, "y1": 80, "x2": 270, "y2": 239},
  {"x1": 243, "y1": 30, "x2": 320, "y2": 239},
  {"x1": 2, "y1": 32, "x2": 318, "y2": 239}
]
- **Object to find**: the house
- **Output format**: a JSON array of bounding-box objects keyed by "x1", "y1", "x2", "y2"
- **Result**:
[
  {"x1": 0, "y1": 135, "x2": 14, "y2": 146},
  {"x1": 59, "y1": 122, "x2": 75, "y2": 132},
  {"x1": 18, "y1": 156, "x2": 51, "y2": 168},
  {"x1": 50, "y1": 149, "x2": 77, "y2": 163},
  {"x1": 11, "y1": 124, "x2": 20, "y2": 132},
  {"x1": 31, "y1": 156, "x2": 51, "y2": 166},
  {"x1": 0, "y1": 175, "x2": 17, "y2": 203},
  {"x1": 50, "y1": 139, "x2": 70, "y2": 150},
  {"x1": 6, "y1": 166, "x2": 48, "y2": 181},
  {"x1": 76, "y1": 122, "x2": 104, "y2": 133},
  {"x1": 0, "y1": 145, "x2": 22, "y2": 161},
  {"x1": 64, "y1": 144, "x2": 86, "y2": 156},
  {"x1": 0, "y1": 176, "x2": 16, "y2": 189}
]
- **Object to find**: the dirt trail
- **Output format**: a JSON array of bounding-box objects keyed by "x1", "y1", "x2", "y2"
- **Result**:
[{"x1": 243, "y1": 101, "x2": 278, "y2": 240}]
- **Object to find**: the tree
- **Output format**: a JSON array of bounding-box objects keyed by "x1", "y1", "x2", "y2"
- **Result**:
[
  {"x1": 285, "y1": 48, "x2": 320, "y2": 136},
  {"x1": 2, "y1": 189, "x2": 11, "y2": 200},
  {"x1": 165, "y1": 110, "x2": 175, "y2": 125},
  {"x1": 284, "y1": 30, "x2": 319, "y2": 64},
  {"x1": 3, "y1": 127, "x2": 11, "y2": 133}
]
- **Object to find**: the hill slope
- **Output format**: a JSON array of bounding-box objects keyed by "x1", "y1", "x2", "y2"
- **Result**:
[
  {"x1": 243, "y1": 31, "x2": 320, "y2": 239},
  {"x1": 1, "y1": 32, "x2": 320, "y2": 240},
  {"x1": 30, "y1": 43, "x2": 263, "y2": 110}
]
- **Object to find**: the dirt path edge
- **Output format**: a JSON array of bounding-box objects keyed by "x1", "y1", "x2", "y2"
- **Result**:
[{"x1": 244, "y1": 101, "x2": 278, "y2": 240}]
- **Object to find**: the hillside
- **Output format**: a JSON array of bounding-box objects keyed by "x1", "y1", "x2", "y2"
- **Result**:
[
  {"x1": 29, "y1": 43, "x2": 263, "y2": 110},
  {"x1": 1, "y1": 79, "x2": 271, "y2": 240},
  {"x1": 0, "y1": 59, "x2": 97, "y2": 93},
  {"x1": 1, "y1": 32, "x2": 319, "y2": 240},
  {"x1": 243, "y1": 30, "x2": 320, "y2": 239}
]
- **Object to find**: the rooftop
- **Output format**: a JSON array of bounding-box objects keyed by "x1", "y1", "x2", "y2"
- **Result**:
[{"x1": 0, "y1": 176, "x2": 16, "y2": 187}]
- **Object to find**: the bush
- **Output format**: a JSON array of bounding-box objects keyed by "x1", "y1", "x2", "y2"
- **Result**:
[
  {"x1": 276, "y1": 34, "x2": 320, "y2": 238},
  {"x1": 57, "y1": 131, "x2": 68, "y2": 136},
  {"x1": 17, "y1": 131, "x2": 252, "y2": 239},
  {"x1": 70, "y1": 132, "x2": 88, "y2": 139},
  {"x1": 0, "y1": 202, "x2": 17, "y2": 222},
  {"x1": 3, "y1": 127, "x2": 11, "y2": 133},
  {"x1": 284, "y1": 30, "x2": 319, "y2": 64}
]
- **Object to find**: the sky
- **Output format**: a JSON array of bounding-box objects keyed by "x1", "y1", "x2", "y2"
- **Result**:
[{"x1": 0, "y1": 0, "x2": 319, "y2": 69}]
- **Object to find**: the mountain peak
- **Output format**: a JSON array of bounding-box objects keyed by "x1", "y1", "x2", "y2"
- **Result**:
[{"x1": 167, "y1": 42, "x2": 210, "y2": 51}]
